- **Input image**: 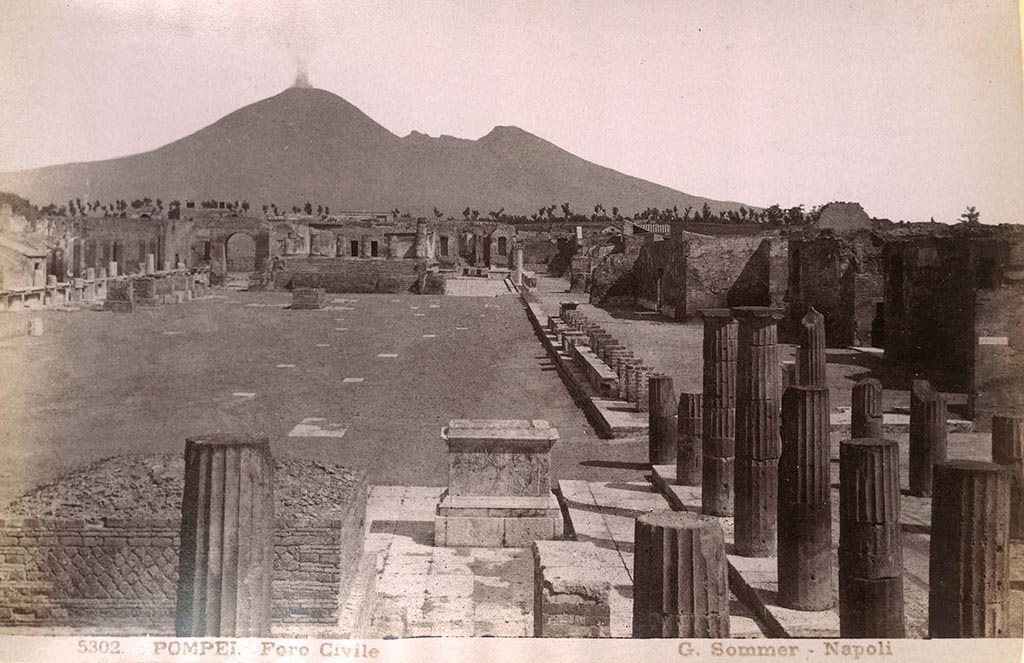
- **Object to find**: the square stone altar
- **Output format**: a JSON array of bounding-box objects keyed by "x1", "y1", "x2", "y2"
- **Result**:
[{"x1": 434, "y1": 419, "x2": 565, "y2": 547}]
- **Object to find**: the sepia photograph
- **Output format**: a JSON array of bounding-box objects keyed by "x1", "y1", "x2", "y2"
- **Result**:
[{"x1": 0, "y1": 1, "x2": 1022, "y2": 661}]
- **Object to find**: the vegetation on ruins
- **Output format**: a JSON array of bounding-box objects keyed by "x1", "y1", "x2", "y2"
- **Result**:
[{"x1": 959, "y1": 206, "x2": 981, "y2": 225}]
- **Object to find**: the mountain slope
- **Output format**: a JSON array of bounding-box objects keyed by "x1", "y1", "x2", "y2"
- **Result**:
[{"x1": 0, "y1": 87, "x2": 753, "y2": 216}]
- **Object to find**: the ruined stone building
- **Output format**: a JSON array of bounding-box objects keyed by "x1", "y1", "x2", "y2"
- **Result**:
[
  {"x1": 883, "y1": 229, "x2": 1024, "y2": 426},
  {"x1": 786, "y1": 229, "x2": 884, "y2": 348}
]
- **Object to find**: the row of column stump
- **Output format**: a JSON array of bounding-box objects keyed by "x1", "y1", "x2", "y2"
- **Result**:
[{"x1": 635, "y1": 305, "x2": 1021, "y2": 639}]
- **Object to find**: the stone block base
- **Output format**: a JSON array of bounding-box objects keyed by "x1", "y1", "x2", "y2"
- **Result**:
[
  {"x1": 533, "y1": 541, "x2": 612, "y2": 637},
  {"x1": 103, "y1": 300, "x2": 136, "y2": 313},
  {"x1": 434, "y1": 494, "x2": 563, "y2": 547}
]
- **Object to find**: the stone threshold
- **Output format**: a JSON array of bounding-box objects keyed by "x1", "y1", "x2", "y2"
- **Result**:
[
  {"x1": 650, "y1": 465, "x2": 840, "y2": 638},
  {"x1": 521, "y1": 297, "x2": 647, "y2": 439}
]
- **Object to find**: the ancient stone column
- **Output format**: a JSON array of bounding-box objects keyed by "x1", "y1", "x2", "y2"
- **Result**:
[
  {"x1": 701, "y1": 309, "x2": 737, "y2": 517},
  {"x1": 360, "y1": 235, "x2": 372, "y2": 258},
  {"x1": 928, "y1": 460, "x2": 1011, "y2": 637},
  {"x1": 414, "y1": 218, "x2": 429, "y2": 258},
  {"x1": 851, "y1": 378, "x2": 883, "y2": 439},
  {"x1": 677, "y1": 393, "x2": 703, "y2": 486},
  {"x1": 514, "y1": 246, "x2": 524, "y2": 285},
  {"x1": 909, "y1": 379, "x2": 948, "y2": 497},
  {"x1": 145, "y1": 253, "x2": 156, "y2": 274},
  {"x1": 46, "y1": 274, "x2": 57, "y2": 287},
  {"x1": 991, "y1": 415, "x2": 1024, "y2": 540},
  {"x1": 85, "y1": 267, "x2": 96, "y2": 281},
  {"x1": 107, "y1": 260, "x2": 118, "y2": 278},
  {"x1": 649, "y1": 374, "x2": 677, "y2": 465},
  {"x1": 98, "y1": 267, "x2": 107, "y2": 280},
  {"x1": 176, "y1": 434, "x2": 274, "y2": 637},
  {"x1": 732, "y1": 306, "x2": 784, "y2": 557},
  {"x1": 780, "y1": 361, "x2": 797, "y2": 396},
  {"x1": 778, "y1": 385, "x2": 833, "y2": 610},
  {"x1": 838, "y1": 438, "x2": 905, "y2": 638},
  {"x1": 32, "y1": 267, "x2": 45, "y2": 288},
  {"x1": 634, "y1": 365, "x2": 654, "y2": 412},
  {"x1": 797, "y1": 308, "x2": 826, "y2": 387},
  {"x1": 619, "y1": 358, "x2": 639, "y2": 401},
  {"x1": 632, "y1": 511, "x2": 729, "y2": 638}
]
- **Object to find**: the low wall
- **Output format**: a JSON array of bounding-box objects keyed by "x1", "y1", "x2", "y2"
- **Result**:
[
  {"x1": 0, "y1": 481, "x2": 367, "y2": 632},
  {"x1": 275, "y1": 257, "x2": 426, "y2": 294}
]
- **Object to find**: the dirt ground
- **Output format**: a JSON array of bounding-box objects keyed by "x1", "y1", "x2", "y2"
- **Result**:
[{"x1": 0, "y1": 290, "x2": 648, "y2": 506}]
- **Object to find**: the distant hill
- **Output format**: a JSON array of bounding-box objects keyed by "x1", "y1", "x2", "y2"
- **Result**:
[{"x1": 0, "y1": 86, "x2": 754, "y2": 217}]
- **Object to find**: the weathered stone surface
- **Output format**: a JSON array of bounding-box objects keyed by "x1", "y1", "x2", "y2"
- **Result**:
[
  {"x1": 677, "y1": 393, "x2": 702, "y2": 486},
  {"x1": 648, "y1": 374, "x2": 677, "y2": 465},
  {"x1": 797, "y1": 308, "x2": 827, "y2": 387},
  {"x1": 443, "y1": 420, "x2": 557, "y2": 497},
  {"x1": 176, "y1": 434, "x2": 274, "y2": 637},
  {"x1": 291, "y1": 287, "x2": 326, "y2": 310},
  {"x1": 991, "y1": 415, "x2": 1024, "y2": 540},
  {"x1": 929, "y1": 460, "x2": 1012, "y2": 638},
  {"x1": 851, "y1": 378, "x2": 884, "y2": 439},
  {"x1": 632, "y1": 511, "x2": 729, "y2": 638},
  {"x1": 838, "y1": 437, "x2": 904, "y2": 637},
  {"x1": 533, "y1": 541, "x2": 613, "y2": 638},
  {"x1": 732, "y1": 307, "x2": 783, "y2": 558},
  {"x1": 777, "y1": 385, "x2": 832, "y2": 610},
  {"x1": 909, "y1": 379, "x2": 948, "y2": 497},
  {"x1": 701, "y1": 309, "x2": 737, "y2": 517}
]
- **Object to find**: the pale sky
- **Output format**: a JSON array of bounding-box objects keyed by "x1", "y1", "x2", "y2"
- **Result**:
[{"x1": 1, "y1": 0, "x2": 1022, "y2": 223}]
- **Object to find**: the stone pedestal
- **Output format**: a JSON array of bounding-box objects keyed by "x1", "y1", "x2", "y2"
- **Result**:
[
  {"x1": 677, "y1": 393, "x2": 702, "y2": 486},
  {"x1": 839, "y1": 438, "x2": 905, "y2": 637},
  {"x1": 732, "y1": 306, "x2": 784, "y2": 557},
  {"x1": 146, "y1": 253, "x2": 156, "y2": 274},
  {"x1": 778, "y1": 386, "x2": 833, "y2": 610},
  {"x1": 176, "y1": 434, "x2": 273, "y2": 637},
  {"x1": 648, "y1": 374, "x2": 677, "y2": 465},
  {"x1": 909, "y1": 380, "x2": 948, "y2": 497},
  {"x1": 929, "y1": 460, "x2": 1011, "y2": 637},
  {"x1": 992, "y1": 415, "x2": 1024, "y2": 540},
  {"x1": 852, "y1": 378, "x2": 883, "y2": 439},
  {"x1": 632, "y1": 512, "x2": 729, "y2": 638},
  {"x1": 291, "y1": 287, "x2": 326, "y2": 310},
  {"x1": 435, "y1": 420, "x2": 563, "y2": 547},
  {"x1": 701, "y1": 309, "x2": 737, "y2": 517}
]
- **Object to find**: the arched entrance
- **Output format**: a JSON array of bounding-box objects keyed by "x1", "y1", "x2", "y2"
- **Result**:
[{"x1": 224, "y1": 232, "x2": 256, "y2": 288}]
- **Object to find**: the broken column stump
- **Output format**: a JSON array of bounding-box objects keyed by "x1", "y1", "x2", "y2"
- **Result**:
[
  {"x1": 632, "y1": 511, "x2": 729, "y2": 638},
  {"x1": 732, "y1": 306, "x2": 784, "y2": 557},
  {"x1": 909, "y1": 379, "x2": 948, "y2": 497},
  {"x1": 435, "y1": 420, "x2": 563, "y2": 547},
  {"x1": 851, "y1": 378, "x2": 884, "y2": 439},
  {"x1": 701, "y1": 309, "x2": 737, "y2": 517},
  {"x1": 797, "y1": 308, "x2": 827, "y2": 387},
  {"x1": 176, "y1": 434, "x2": 274, "y2": 637},
  {"x1": 778, "y1": 385, "x2": 833, "y2": 610},
  {"x1": 992, "y1": 415, "x2": 1024, "y2": 540},
  {"x1": 839, "y1": 437, "x2": 905, "y2": 637},
  {"x1": 677, "y1": 393, "x2": 703, "y2": 486},
  {"x1": 648, "y1": 374, "x2": 677, "y2": 465},
  {"x1": 929, "y1": 460, "x2": 1011, "y2": 637}
]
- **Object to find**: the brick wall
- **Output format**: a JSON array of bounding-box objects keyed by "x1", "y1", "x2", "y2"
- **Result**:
[
  {"x1": 275, "y1": 257, "x2": 426, "y2": 294},
  {"x1": 0, "y1": 481, "x2": 367, "y2": 632}
]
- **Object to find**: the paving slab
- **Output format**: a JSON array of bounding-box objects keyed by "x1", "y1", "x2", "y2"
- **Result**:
[{"x1": 558, "y1": 478, "x2": 767, "y2": 638}]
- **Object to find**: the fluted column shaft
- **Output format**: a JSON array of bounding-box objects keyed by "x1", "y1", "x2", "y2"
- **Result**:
[
  {"x1": 677, "y1": 393, "x2": 703, "y2": 486},
  {"x1": 838, "y1": 438, "x2": 905, "y2": 637},
  {"x1": 798, "y1": 308, "x2": 827, "y2": 387},
  {"x1": 649, "y1": 374, "x2": 677, "y2": 465},
  {"x1": 778, "y1": 385, "x2": 833, "y2": 610},
  {"x1": 732, "y1": 306, "x2": 784, "y2": 557},
  {"x1": 701, "y1": 309, "x2": 737, "y2": 517},
  {"x1": 929, "y1": 460, "x2": 1011, "y2": 637},
  {"x1": 909, "y1": 379, "x2": 948, "y2": 497},
  {"x1": 176, "y1": 434, "x2": 274, "y2": 637},
  {"x1": 632, "y1": 512, "x2": 729, "y2": 638},
  {"x1": 851, "y1": 378, "x2": 883, "y2": 439}
]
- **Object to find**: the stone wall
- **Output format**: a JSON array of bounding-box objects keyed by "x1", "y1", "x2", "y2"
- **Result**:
[
  {"x1": 884, "y1": 234, "x2": 1024, "y2": 426},
  {"x1": 787, "y1": 230, "x2": 884, "y2": 347},
  {"x1": 632, "y1": 233, "x2": 787, "y2": 320},
  {"x1": 0, "y1": 484, "x2": 367, "y2": 632},
  {"x1": 276, "y1": 257, "x2": 426, "y2": 294}
]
